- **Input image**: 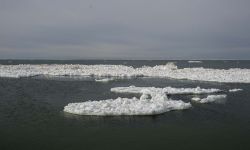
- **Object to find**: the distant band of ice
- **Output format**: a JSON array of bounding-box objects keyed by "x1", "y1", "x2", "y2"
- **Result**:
[
  {"x1": 188, "y1": 60, "x2": 202, "y2": 63},
  {"x1": 95, "y1": 78, "x2": 115, "y2": 83},
  {"x1": 64, "y1": 89, "x2": 191, "y2": 116},
  {"x1": 1, "y1": 63, "x2": 250, "y2": 83},
  {"x1": 191, "y1": 95, "x2": 227, "y2": 103},
  {"x1": 229, "y1": 89, "x2": 243, "y2": 92},
  {"x1": 111, "y1": 86, "x2": 221, "y2": 95}
]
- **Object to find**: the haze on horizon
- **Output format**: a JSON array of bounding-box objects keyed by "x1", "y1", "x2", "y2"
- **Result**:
[{"x1": 0, "y1": 0, "x2": 250, "y2": 60}]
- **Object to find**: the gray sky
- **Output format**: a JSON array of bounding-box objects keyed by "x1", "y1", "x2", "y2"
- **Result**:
[{"x1": 1, "y1": 0, "x2": 250, "y2": 59}]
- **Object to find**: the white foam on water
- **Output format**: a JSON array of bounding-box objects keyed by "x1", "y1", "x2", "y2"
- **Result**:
[
  {"x1": 111, "y1": 86, "x2": 221, "y2": 95},
  {"x1": 1, "y1": 63, "x2": 250, "y2": 83},
  {"x1": 229, "y1": 89, "x2": 243, "y2": 92},
  {"x1": 63, "y1": 90, "x2": 191, "y2": 116},
  {"x1": 191, "y1": 95, "x2": 227, "y2": 103}
]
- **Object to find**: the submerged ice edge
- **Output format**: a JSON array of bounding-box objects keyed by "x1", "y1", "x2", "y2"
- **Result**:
[{"x1": 1, "y1": 63, "x2": 250, "y2": 83}]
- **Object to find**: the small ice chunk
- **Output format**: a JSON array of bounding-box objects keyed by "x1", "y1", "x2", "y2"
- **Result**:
[
  {"x1": 191, "y1": 97, "x2": 201, "y2": 102},
  {"x1": 188, "y1": 60, "x2": 202, "y2": 63},
  {"x1": 191, "y1": 95, "x2": 227, "y2": 104},
  {"x1": 229, "y1": 89, "x2": 243, "y2": 92},
  {"x1": 95, "y1": 78, "x2": 115, "y2": 83}
]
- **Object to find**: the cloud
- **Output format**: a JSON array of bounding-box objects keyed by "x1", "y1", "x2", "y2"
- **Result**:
[{"x1": 0, "y1": 0, "x2": 250, "y2": 59}]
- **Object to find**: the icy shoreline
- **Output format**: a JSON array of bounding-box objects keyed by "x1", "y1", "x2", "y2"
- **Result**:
[{"x1": 1, "y1": 63, "x2": 250, "y2": 83}]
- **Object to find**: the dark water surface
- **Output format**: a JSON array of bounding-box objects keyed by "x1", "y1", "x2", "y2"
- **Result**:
[{"x1": 0, "y1": 60, "x2": 250, "y2": 150}]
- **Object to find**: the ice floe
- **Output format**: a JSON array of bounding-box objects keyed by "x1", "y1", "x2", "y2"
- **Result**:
[
  {"x1": 64, "y1": 89, "x2": 191, "y2": 116},
  {"x1": 191, "y1": 95, "x2": 227, "y2": 103},
  {"x1": 1, "y1": 63, "x2": 250, "y2": 83},
  {"x1": 229, "y1": 89, "x2": 243, "y2": 92},
  {"x1": 111, "y1": 86, "x2": 222, "y2": 95},
  {"x1": 95, "y1": 78, "x2": 115, "y2": 83},
  {"x1": 63, "y1": 86, "x2": 229, "y2": 116},
  {"x1": 188, "y1": 60, "x2": 202, "y2": 63}
]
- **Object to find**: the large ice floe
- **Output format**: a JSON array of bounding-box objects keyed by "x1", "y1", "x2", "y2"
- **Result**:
[
  {"x1": 1, "y1": 63, "x2": 250, "y2": 83},
  {"x1": 64, "y1": 92, "x2": 191, "y2": 116},
  {"x1": 63, "y1": 86, "x2": 225, "y2": 116}
]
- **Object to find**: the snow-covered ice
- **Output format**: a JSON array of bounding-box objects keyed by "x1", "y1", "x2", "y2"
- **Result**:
[
  {"x1": 64, "y1": 89, "x2": 191, "y2": 116},
  {"x1": 0, "y1": 63, "x2": 244, "y2": 116},
  {"x1": 191, "y1": 95, "x2": 227, "y2": 103},
  {"x1": 1, "y1": 63, "x2": 250, "y2": 83},
  {"x1": 188, "y1": 60, "x2": 202, "y2": 63},
  {"x1": 95, "y1": 78, "x2": 115, "y2": 83},
  {"x1": 111, "y1": 86, "x2": 221, "y2": 95},
  {"x1": 63, "y1": 86, "x2": 228, "y2": 116},
  {"x1": 229, "y1": 89, "x2": 243, "y2": 92}
]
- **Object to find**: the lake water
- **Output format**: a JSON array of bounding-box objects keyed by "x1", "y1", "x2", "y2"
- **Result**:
[{"x1": 0, "y1": 60, "x2": 250, "y2": 150}]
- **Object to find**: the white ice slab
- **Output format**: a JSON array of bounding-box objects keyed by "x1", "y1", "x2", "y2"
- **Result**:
[
  {"x1": 188, "y1": 60, "x2": 202, "y2": 63},
  {"x1": 111, "y1": 86, "x2": 221, "y2": 95},
  {"x1": 95, "y1": 78, "x2": 115, "y2": 83},
  {"x1": 229, "y1": 89, "x2": 243, "y2": 92},
  {"x1": 1, "y1": 63, "x2": 250, "y2": 83},
  {"x1": 64, "y1": 90, "x2": 191, "y2": 116},
  {"x1": 191, "y1": 95, "x2": 227, "y2": 103}
]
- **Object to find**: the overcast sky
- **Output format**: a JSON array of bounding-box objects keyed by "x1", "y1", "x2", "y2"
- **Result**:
[{"x1": 0, "y1": 0, "x2": 250, "y2": 59}]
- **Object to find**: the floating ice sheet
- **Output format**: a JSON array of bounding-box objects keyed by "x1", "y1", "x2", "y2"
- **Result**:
[
  {"x1": 64, "y1": 90, "x2": 191, "y2": 116},
  {"x1": 229, "y1": 89, "x2": 243, "y2": 92},
  {"x1": 1, "y1": 63, "x2": 250, "y2": 83},
  {"x1": 95, "y1": 78, "x2": 115, "y2": 83},
  {"x1": 63, "y1": 86, "x2": 227, "y2": 116},
  {"x1": 191, "y1": 95, "x2": 227, "y2": 103},
  {"x1": 111, "y1": 86, "x2": 222, "y2": 95},
  {"x1": 188, "y1": 60, "x2": 202, "y2": 63}
]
